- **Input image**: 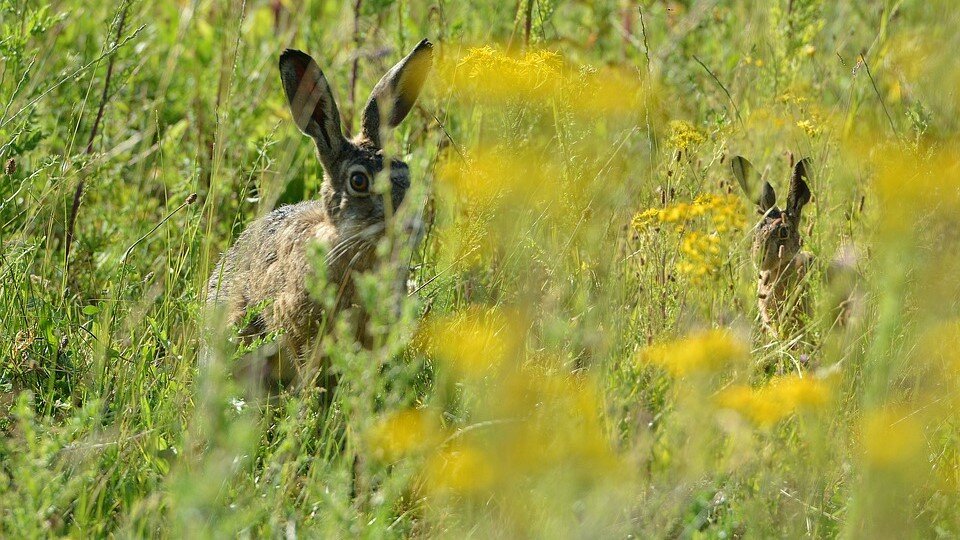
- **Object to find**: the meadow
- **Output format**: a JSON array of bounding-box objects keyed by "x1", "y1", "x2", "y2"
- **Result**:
[{"x1": 2, "y1": 0, "x2": 960, "y2": 537}]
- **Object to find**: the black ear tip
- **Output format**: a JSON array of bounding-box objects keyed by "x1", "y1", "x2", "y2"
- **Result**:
[
  {"x1": 793, "y1": 157, "x2": 812, "y2": 183},
  {"x1": 413, "y1": 39, "x2": 434, "y2": 61},
  {"x1": 279, "y1": 48, "x2": 311, "y2": 67}
]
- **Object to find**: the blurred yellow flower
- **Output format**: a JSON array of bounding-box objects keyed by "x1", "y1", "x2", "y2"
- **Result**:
[
  {"x1": 717, "y1": 375, "x2": 831, "y2": 427},
  {"x1": 679, "y1": 231, "x2": 721, "y2": 277},
  {"x1": 441, "y1": 46, "x2": 645, "y2": 117},
  {"x1": 777, "y1": 92, "x2": 809, "y2": 106},
  {"x1": 467, "y1": 371, "x2": 622, "y2": 484},
  {"x1": 861, "y1": 407, "x2": 925, "y2": 469},
  {"x1": 422, "y1": 443, "x2": 497, "y2": 495},
  {"x1": 368, "y1": 408, "x2": 442, "y2": 462},
  {"x1": 639, "y1": 329, "x2": 748, "y2": 377},
  {"x1": 456, "y1": 46, "x2": 563, "y2": 94},
  {"x1": 437, "y1": 149, "x2": 561, "y2": 209},
  {"x1": 848, "y1": 140, "x2": 960, "y2": 232},
  {"x1": 417, "y1": 308, "x2": 522, "y2": 378},
  {"x1": 914, "y1": 320, "x2": 960, "y2": 375}
]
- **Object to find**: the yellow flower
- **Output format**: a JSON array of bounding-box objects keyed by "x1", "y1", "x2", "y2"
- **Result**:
[
  {"x1": 417, "y1": 308, "x2": 522, "y2": 378},
  {"x1": 849, "y1": 140, "x2": 960, "y2": 232},
  {"x1": 668, "y1": 120, "x2": 706, "y2": 151},
  {"x1": 716, "y1": 375, "x2": 831, "y2": 427},
  {"x1": 437, "y1": 148, "x2": 562, "y2": 209},
  {"x1": 631, "y1": 208, "x2": 661, "y2": 230},
  {"x1": 422, "y1": 443, "x2": 496, "y2": 495},
  {"x1": 632, "y1": 194, "x2": 745, "y2": 233},
  {"x1": 367, "y1": 408, "x2": 442, "y2": 462},
  {"x1": 861, "y1": 407, "x2": 924, "y2": 469},
  {"x1": 677, "y1": 232, "x2": 722, "y2": 280},
  {"x1": 706, "y1": 195, "x2": 748, "y2": 232},
  {"x1": 639, "y1": 329, "x2": 747, "y2": 377},
  {"x1": 915, "y1": 320, "x2": 960, "y2": 375},
  {"x1": 796, "y1": 115, "x2": 823, "y2": 137},
  {"x1": 441, "y1": 46, "x2": 645, "y2": 117},
  {"x1": 632, "y1": 194, "x2": 745, "y2": 283},
  {"x1": 777, "y1": 92, "x2": 808, "y2": 106}
]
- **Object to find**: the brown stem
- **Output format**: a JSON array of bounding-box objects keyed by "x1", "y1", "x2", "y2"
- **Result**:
[
  {"x1": 65, "y1": 3, "x2": 129, "y2": 269},
  {"x1": 523, "y1": 0, "x2": 533, "y2": 47},
  {"x1": 347, "y1": 0, "x2": 363, "y2": 133}
]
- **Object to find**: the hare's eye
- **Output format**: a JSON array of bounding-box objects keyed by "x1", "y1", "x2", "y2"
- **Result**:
[
  {"x1": 348, "y1": 171, "x2": 370, "y2": 195},
  {"x1": 777, "y1": 228, "x2": 789, "y2": 240}
]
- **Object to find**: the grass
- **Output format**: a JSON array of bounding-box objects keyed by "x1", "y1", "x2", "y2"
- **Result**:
[{"x1": 2, "y1": 0, "x2": 960, "y2": 537}]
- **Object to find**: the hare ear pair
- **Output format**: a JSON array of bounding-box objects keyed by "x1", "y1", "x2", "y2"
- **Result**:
[
  {"x1": 277, "y1": 40, "x2": 434, "y2": 163},
  {"x1": 731, "y1": 156, "x2": 812, "y2": 217}
]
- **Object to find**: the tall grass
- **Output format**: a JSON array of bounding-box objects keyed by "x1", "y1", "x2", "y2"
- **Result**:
[{"x1": 2, "y1": 0, "x2": 959, "y2": 536}]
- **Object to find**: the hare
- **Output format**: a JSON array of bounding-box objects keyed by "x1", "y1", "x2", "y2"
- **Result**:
[
  {"x1": 731, "y1": 155, "x2": 813, "y2": 337},
  {"x1": 207, "y1": 40, "x2": 433, "y2": 385}
]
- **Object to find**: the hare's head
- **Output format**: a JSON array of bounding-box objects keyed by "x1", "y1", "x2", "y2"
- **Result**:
[
  {"x1": 731, "y1": 156, "x2": 812, "y2": 271},
  {"x1": 278, "y1": 40, "x2": 433, "y2": 236}
]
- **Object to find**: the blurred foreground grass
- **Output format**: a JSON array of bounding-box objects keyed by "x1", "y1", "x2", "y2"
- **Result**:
[{"x1": 2, "y1": 0, "x2": 960, "y2": 537}]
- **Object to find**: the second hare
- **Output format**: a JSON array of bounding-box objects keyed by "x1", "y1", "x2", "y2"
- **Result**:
[
  {"x1": 207, "y1": 40, "x2": 433, "y2": 385},
  {"x1": 731, "y1": 156, "x2": 813, "y2": 337}
]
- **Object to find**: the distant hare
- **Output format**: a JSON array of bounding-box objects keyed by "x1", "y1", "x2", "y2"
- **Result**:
[
  {"x1": 731, "y1": 156, "x2": 813, "y2": 337},
  {"x1": 207, "y1": 40, "x2": 433, "y2": 385}
]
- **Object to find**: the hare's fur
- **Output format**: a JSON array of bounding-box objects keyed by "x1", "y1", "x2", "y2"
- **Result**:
[
  {"x1": 207, "y1": 41, "x2": 433, "y2": 381},
  {"x1": 732, "y1": 156, "x2": 813, "y2": 337}
]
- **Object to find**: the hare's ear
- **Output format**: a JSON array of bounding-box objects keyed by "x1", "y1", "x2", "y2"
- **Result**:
[
  {"x1": 759, "y1": 182, "x2": 777, "y2": 214},
  {"x1": 731, "y1": 156, "x2": 757, "y2": 197},
  {"x1": 279, "y1": 49, "x2": 346, "y2": 162},
  {"x1": 360, "y1": 39, "x2": 433, "y2": 148},
  {"x1": 731, "y1": 156, "x2": 776, "y2": 213},
  {"x1": 786, "y1": 158, "x2": 812, "y2": 217}
]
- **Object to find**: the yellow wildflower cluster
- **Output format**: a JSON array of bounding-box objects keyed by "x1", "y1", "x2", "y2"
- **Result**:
[
  {"x1": 442, "y1": 46, "x2": 646, "y2": 117},
  {"x1": 760, "y1": 91, "x2": 833, "y2": 139},
  {"x1": 796, "y1": 112, "x2": 825, "y2": 137},
  {"x1": 639, "y1": 329, "x2": 748, "y2": 377},
  {"x1": 677, "y1": 231, "x2": 723, "y2": 279},
  {"x1": 777, "y1": 92, "x2": 809, "y2": 106},
  {"x1": 456, "y1": 45, "x2": 563, "y2": 92},
  {"x1": 632, "y1": 194, "x2": 746, "y2": 233},
  {"x1": 716, "y1": 375, "x2": 832, "y2": 427},
  {"x1": 668, "y1": 120, "x2": 706, "y2": 151},
  {"x1": 633, "y1": 194, "x2": 746, "y2": 282}
]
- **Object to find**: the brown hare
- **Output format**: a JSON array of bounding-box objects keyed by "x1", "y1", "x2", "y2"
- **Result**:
[
  {"x1": 207, "y1": 40, "x2": 433, "y2": 385},
  {"x1": 731, "y1": 155, "x2": 813, "y2": 338}
]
